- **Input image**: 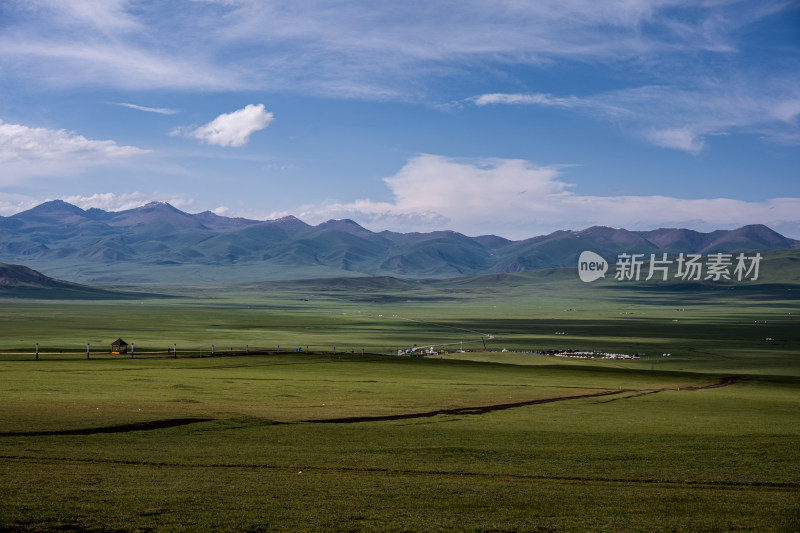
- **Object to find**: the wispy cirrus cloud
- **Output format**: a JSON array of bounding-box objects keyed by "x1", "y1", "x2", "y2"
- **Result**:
[
  {"x1": 0, "y1": 39, "x2": 246, "y2": 91},
  {"x1": 0, "y1": 120, "x2": 149, "y2": 183},
  {"x1": 0, "y1": 0, "x2": 792, "y2": 98},
  {"x1": 469, "y1": 78, "x2": 800, "y2": 153},
  {"x1": 2, "y1": 0, "x2": 797, "y2": 155},
  {"x1": 114, "y1": 102, "x2": 179, "y2": 115},
  {"x1": 29, "y1": 0, "x2": 141, "y2": 36},
  {"x1": 469, "y1": 93, "x2": 587, "y2": 109},
  {"x1": 172, "y1": 104, "x2": 274, "y2": 147},
  {"x1": 287, "y1": 154, "x2": 800, "y2": 238}
]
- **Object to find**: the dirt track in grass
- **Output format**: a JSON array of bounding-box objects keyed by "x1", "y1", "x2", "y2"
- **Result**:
[
  {"x1": 0, "y1": 377, "x2": 738, "y2": 435},
  {"x1": 301, "y1": 376, "x2": 739, "y2": 424}
]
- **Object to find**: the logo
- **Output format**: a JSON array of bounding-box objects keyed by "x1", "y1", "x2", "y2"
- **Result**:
[
  {"x1": 578, "y1": 250, "x2": 608, "y2": 283},
  {"x1": 577, "y1": 250, "x2": 762, "y2": 283}
]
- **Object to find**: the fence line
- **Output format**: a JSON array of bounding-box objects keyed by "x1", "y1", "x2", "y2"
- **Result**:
[
  {"x1": 0, "y1": 345, "x2": 409, "y2": 361},
  {"x1": 0, "y1": 336, "x2": 498, "y2": 361}
]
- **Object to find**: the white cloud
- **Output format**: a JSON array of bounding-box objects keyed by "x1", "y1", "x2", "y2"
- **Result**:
[
  {"x1": 644, "y1": 127, "x2": 705, "y2": 154},
  {"x1": 471, "y1": 93, "x2": 583, "y2": 108},
  {"x1": 29, "y1": 0, "x2": 141, "y2": 36},
  {"x1": 174, "y1": 104, "x2": 274, "y2": 147},
  {"x1": 469, "y1": 80, "x2": 800, "y2": 152},
  {"x1": 292, "y1": 154, "x2": 800, "y2": 238},
  {"x1": 0, "y1": 0, "x2": 793, "y2": 99},
  {"x1": 0, "y1": 193, "x2": 42, "y2": 217},
  {"x1": 0, "y1": 2, "x2": 796, "y2": 154},
  {"x1": 115, "y1": 102, "x2": 179, "y2": 115},
  {"x1": 2, "y1": 152, "x2": 798, "y2": 240},
  {"x1": 0, "y1": 120, "x2": 149, "y2": 183},
  {"x1": 1, "y1": 39, "x2": 244, "y2": 91},
  {"x1": 0, "y1": 191, "x2": 193, "y2": 216},
  {"x1": 61, "y1": 192, "x2": 194, "y2": 212}
]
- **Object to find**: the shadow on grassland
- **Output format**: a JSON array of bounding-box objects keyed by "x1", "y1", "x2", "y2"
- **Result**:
[{"x1": 0, "y1": 418, "x2": 213, "y2": 437}]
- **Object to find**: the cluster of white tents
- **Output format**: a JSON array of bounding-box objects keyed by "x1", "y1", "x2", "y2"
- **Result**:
[
  {"x1": 398, "y1": 346, "x2": 444, "y2": 356},
  {"x1": 547, "y1": 350, "x2": 643, "y2": 360}
]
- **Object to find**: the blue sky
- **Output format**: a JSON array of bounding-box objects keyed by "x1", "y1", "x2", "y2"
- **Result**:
[{"x1": 0, "y1": 0, "x2": 799, "y2": 239}]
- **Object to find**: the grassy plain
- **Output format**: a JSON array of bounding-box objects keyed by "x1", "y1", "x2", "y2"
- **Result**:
[{"x1": 1, "y1": 270, "x2": 799, "y2": 531}]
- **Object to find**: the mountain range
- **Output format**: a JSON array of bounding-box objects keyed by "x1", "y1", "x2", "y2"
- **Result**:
[{"x1": 1, "y1": 200, "x2": 797, "y2": 285}]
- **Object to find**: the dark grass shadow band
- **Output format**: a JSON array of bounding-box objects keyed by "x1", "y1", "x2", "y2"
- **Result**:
[
  {"x1": 0, "y1": 417, "x2": 214, "y2": 437},
  {"x1": 301, "y1": 389, "x2": 630, "y2": 424},
  {"x1": 0, "y1": 378, "x2": 738, "y2": 435},
  {"x1": 3, "y1": 455, "x2": 795, "y2": 490},
  {"x1": 301, "y1": 376, "x2": 739, "y2": 424}
]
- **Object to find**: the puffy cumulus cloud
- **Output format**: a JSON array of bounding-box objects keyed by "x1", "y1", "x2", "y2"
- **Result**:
[
  {"x1": 382, "y1": 154, "x2": 569, "y2": 212},
  {"x1": 293, "y1": 154, "x2": 800, "y2": 239},
  {"x1": 61, "y1": 192, "x2": 194, "y2": 212},
  {"x1": 292, "y1": 154, "x2": 568, "y2": 233},
  {"x1": 0, "y1": 193, "x2": 42, "y2": 216},
  {"x1": 0, "y1": 191, "x2": 189, "y2": 216},
  {"x1": 173, "y1": 104, "x2": 273, "y2": 147},
  {"x1": 0, "y1": 121, "x2": 146, "y2": 161},
  {"x1": 0, "y1": 120, "x2": 149, "y2": 183}
]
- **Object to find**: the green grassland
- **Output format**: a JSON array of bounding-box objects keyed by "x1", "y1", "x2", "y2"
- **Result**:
[{"x1": 1, "y1": 263, "x2": 799, "y2": 531}]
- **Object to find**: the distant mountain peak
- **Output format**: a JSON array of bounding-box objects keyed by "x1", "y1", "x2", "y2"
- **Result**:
[
  {"x1": 140, "y1": 201, "x2": 180, "y2": 211},
  {"x1": 41, "y1": 199, "x2": 74, "y2": 208},
  {"x1": 314, "y1": 218, "x2": 378, "y2": 239},
  {"x1": 1, "y1": 200, "x2": 797, "y2": 284},
  {"x1": 16, "y1": 199, "x2": 86, "y2": 217},
  {"x1": 125, "y1": 202, "x2": 191, "y2": 217},
  {"x1": 318, "y1": 218, "x2": 368, "y2": 229},
  {"x1": 271, "y1": 215, "x2": 309, "y2": 227}
]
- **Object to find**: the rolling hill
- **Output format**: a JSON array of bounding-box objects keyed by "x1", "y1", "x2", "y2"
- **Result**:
[
  {"x1": 224, "y1": 249, "x2": 800, "y2": 308},
  {"x1": 0, "y1": 263, "x2": 158, "y2": 299},
  {"x1": 0, "y1": 200, "x2": 796, "y2": 285}
]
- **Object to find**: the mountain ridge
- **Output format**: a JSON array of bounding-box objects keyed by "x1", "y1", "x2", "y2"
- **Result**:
[
  {"x1": 1, "y1": 200, "x2": 797, "y2": 285},
  {"x1": 0, "y1": 262, "x2": 161, "y2": 299}
]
